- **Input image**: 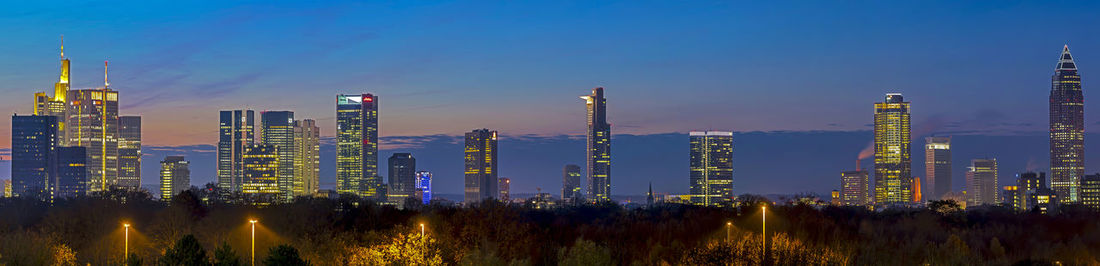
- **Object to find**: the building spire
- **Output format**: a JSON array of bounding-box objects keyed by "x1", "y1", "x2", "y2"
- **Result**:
[
  {"x1": 1057, "y1": 44, "x2": 1077, "y2": 71},
  {"x1": 104, "y1": 60, "x2": 109, "y2": 88},
  {"x1": 60, "y1": 35, "x2": 64, "y2": 58}
]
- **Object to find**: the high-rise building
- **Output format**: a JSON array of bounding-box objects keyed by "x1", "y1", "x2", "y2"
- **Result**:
[
  {"x1": 965, "y1": 159, "x2": 998, "y2": 207},
  {"x1": 416, "y1": 171, "x2": 432, "y2": 205},
  {"x1": 336, "y1": 94, "x2": 381, "y2": 198},
  {"x1": 1080, "y1": 174, "x2": 1100, "y2": 210},
  {"x1": 841, "y1": 170, "x2": 870, "y2": 206},
  {"x1": 11, "y1": 115, "x2": 59, "y2": 199},
  {"x1": 689, "y1": 131, "x2": 734, "y2": 206},
  {"x1": 33, "y1": 40, "x2": 70, "y2": 144},
  {"x1": 562, "y1": 164, "x2": 582, "y2": 202},
  {"x1": 924, "y1": 136, "x2": 951, "y2": 200},
  {"x1": 1050, "y1": 45, "x2": 1084, "y2": 203},
  {"x1": 293, "y1": 119, "x2": 320, "y2": 197},
  {"x1": 217, "y1": 110, "x2": 255, "y2": 196},
  {"x1": 1015, "y1": 172, "x2": 1055, "y2": 212},
  {"x1": 1002, "y1": 186, "x2": 1022, "y2": 209},
  {"x1": 67, "y1": 88, "x2": 119, "y2": 193},
  {"x1": 580, "y1": 87, "x2": 611, "y2": 202},
  {"x1": 56, "y1": 146, "x2": 87, "y2": 198},
  {"x1": 117, "y1": 116, "x2": 141, "y2": 189},
  {"x1": 873, "y1": 93, "x2": 912, "y2": 205},
  {"x1": 388, "y1": 153, "x2": 416, "y2": 198},
  {"x1": 159, "y1": 156, "x2": 190, "y2": 201},
  {"x1": 464, "y1": 129, "x2": 498, "y2": 204},
  {"x1": 260, "y1": 111, "x2": 295, "y2": 201},
  {"x1": 499, "y1": 177, "x2": 511, "y2": 202},
  {"x1": 241, "y1": 144, "x2": 279, "y2": 203}
]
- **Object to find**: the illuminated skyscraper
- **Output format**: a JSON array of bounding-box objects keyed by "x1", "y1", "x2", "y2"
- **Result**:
[
  {"x1": 689, "y1": 131, "x2": 734, "y2": 206},
  {"x1": 242, "y1": 144, "x2": 279, "y2": 203},
  {"x1": 924, "y1": 136, "x2": 951, "y2": 200},
  {"x1": 388, "y1": 153, "x2": 416, "y2": 196},
  {"x1": 260, "y1": 111, "x2": 295, "y2": 201},
  {"x1": 416, "y1": 171, "x2": 432, "y2": 205},
  {"x1": 841, "y1": 170, "x2": 869, "y2": 206},
  {"x1": 580, "y1": 87, "x2": 611, "y2": 202},
  {"x1": 159, "y1": 156, "x2": 190, "y2": 201},
  {"x1": 965, "y1": 158, "x2": 998, "y2": 207},
  {"x1": 293, "y1": 119, "x2": 320, "y2": 196},
  {"x1": 1050, "y1": 45, "x2": 1084, "y2": 203},
  {"x1": 499, "y1": 177, "x2": 511, "y2": 202},
  {"x1": 873, "y1": 93, "x2": 912, "y2": 205},
  {"x1": 67, "y1": 82, "x2": 119, "y2": 192},
  {"x1": 336, "y1": 94, "x2": 381, "y2": 198},
  {"x1": 117, "y1": 116, "x2": 141, "y2": 189},
  {"x1": 562, "y1": 164, "x2": 582, "y2": 202},
  {"x1": 218, "y1": 110, "x2": 255, "y2": 196},
  {"x1": 34, "y1": 38, "x2": 70, "y2": 145},
  {"x1": 464, "y1": 129, "x2": 498, "y2": 204},
  {"x1": 11, "y1": 115, "x2": 58, "y2": 198}
]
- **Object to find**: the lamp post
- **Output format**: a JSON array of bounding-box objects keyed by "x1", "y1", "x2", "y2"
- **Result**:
[
  {"x1": 726, "y1": 222, "x2": 732, "y2": 241},
  {"x1": 249, "y1": 220, "x2": 257, "y2": 266},
  {"x1": 420, "y1": 223, "x2": 425, "y2": 237},
  {"x1": 123, "y1": 223, "x2": 130, "y2": 259},
  {"x1": 761, "y1": 206, "x2": 766, "y2": 261}
]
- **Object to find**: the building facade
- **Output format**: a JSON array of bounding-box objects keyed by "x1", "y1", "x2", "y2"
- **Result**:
[
  {"x1": 217, "y1": 110, "x2": 255, "y2": 196},
  {"x1": 261, "y1": 111, "x2": 295, "y2": 201},
  {"x1": 11, "y1": 115, "x2": 59, "y2": 199},
  {"x1": 689, "y1": 131, "x2": 734, "y2": 206},
  {"x1": 841, "y1": 170, "x2": 870, "y2": 206},
  {"x1": 581, "y1": 87, "x2": 611, "y2": 202},
  {"x1": 562, "y1": 164, "x2": 582, "y2": 202},
  {"x1": 56, "y1": 146, "x2": 87, "y2": 198},
  {"x1": 1080, "y1": 174, "x2": 1100, "y2": 210},
  {"x1": 924, "y1": 136, "x2": 951, "y2": 200},
  {"x1": 965, "y1": 159, "x2": 998, "y2": 207},
  {"x1": 464, "y1": 129, "x2": 498, "y2": 204},
  {"x1": 242, "y1": 144, "x2": 279, "y2": 203},
  {"x1": 336, "y1": 94, "x2": 381, "y2": 198},
  {"x1": 293, "y1": 119, "x2": 320, "y2": 197},
  {"x1": 873, "y1": 93, "x2": 913, "y2": 205},
  {"x1": 416, "y1": 171, "x2": 432, "y2": 205},
  {"x1": 499, "y1": 177, "x2": 511, "y2": 202},
  {"x1": 117, "y1": 116, "x2": 141, "y2": 189},
  {"x1": 67, "y1": 88, "x2": 119, "y2": 193},
  {"x1": 159, "y1": 156, "x2": 190, "y2": 201},
  {"x1": 1050, "y1": 45, "x2": 1084, "y2": 203},
  {"x1": 388, "y1": 153, "x2": 416, "y2": 199}
]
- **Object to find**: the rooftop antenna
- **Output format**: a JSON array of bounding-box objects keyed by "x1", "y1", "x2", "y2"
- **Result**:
[
  {"x1": 60, "y1": 35, "x2": 64, "y2": 58},
  {"x1": 104, "y1": 60, "x2": 110, "y2": 88}
]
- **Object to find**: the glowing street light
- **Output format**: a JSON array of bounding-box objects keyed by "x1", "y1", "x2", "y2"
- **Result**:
[
  {"x1": 761, "y1": 206, "x2": 766, "y2": 260},
  {"x1": 123, "y1": 223, "x2": 131, "y2": 258},
  {"x1": 249, "y1": 219, "x2": 258, "y2": 266},
  {"x1": 726, "y1": 222, "x2": 732, "y2": 240},
  {"x1": 420, "y1": 223, "x2": 425, "y2": 237}
]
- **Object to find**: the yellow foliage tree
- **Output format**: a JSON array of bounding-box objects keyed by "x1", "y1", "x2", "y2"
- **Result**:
[{"x1": 347, "y1": 233, "x2": 443, "y2": 266}]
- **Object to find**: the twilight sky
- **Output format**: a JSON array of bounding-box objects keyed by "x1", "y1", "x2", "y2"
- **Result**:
[{"x1": 2, "y1": 1, "x2": 1100, "y2": 196}]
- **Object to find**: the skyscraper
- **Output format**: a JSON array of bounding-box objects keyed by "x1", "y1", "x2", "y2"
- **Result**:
[
  {"x1": 293, "y1": 119, "x2": 320, "y2": 197},
  {"x1": 67, "y1": 88, "x2": 119, "y2": 192},
  {"x1": 159, "y1": 156, "x2": 190, "y2": 201},
  {"x1": 218, "y1": 110, "x2": 255, "y2": 196},
  {"x1": 464, "y1": 129, "x2": 498, "y2": 204},
  {"x1": 242, "y1": 144, "x2": 279, "y2": 203},
  {"x1": 416, "y1": 171, "x2": 432, "y2": 205},
  {"x1": 562, "y1": 164, "x2": 582, "y2": 202},
  {"x1": 689, "y1": 131, "x2": 734, "y2": 206},
  {"x1": 388, "y1": 153, "x2": 416, "y2": 199},
  {"x1": 841, "y1": 170, "x2": 870, "y2": 206},
  {"x1": 873, "y1": 93, "x2": 912, "y2": 205},
  {"x1": 33, "y1": 40, "x2": 69, "y2": 144},
  {"x1": 117, "y1": 116, "x2": 141, "y2": 189},
  {"x1": 965, "y1": 158, "x2": 998, "y2": 207},
  {"x1": 499, "y1": 177, "x2": 511, "y2": 202},
  {"x1": 11, "y1": 115, "x2": 59, "y2": 199},
  {"x1": 336, "y1": 94, "x2": 381, "y2": 198},
  {"x1": 924, "y1": 136, "x2": 951, "y2": 200},
  {"x1": 1050, "y1": 45, "x2": 1084, "y2": 203},
  {"x1": 261, "y1": 111, "x2": 295, "y2": 201},
  {"x1": 580, "y1": 87, "x2": 611, "y2": 202}
]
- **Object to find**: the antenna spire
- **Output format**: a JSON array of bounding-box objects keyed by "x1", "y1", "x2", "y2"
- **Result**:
[
  {"x1": 60, "y1": 35, "x2": 64, "y2": 58},
  {"x1": 104, "y1": 60, "x2": 110, "y2": 88}
]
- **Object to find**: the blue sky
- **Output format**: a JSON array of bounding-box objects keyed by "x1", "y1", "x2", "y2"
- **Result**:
[{"x1": 1, "y1": 1, "x2": 1100, "y2": 195}]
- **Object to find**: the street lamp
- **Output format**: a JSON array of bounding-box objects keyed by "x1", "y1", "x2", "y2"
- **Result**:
[
  {"x1": 726, "y1": 222, "x2": 732, "y2": 241},
  {"x1": 123, "y1": 223, "x2": 131, "y2": 259},
  {"x1": 420, "y1": 223, "x2": 425, "y2": 237},
  {"x1": 249, "y1": 219, "x2": 258, "y2": 266},
  {"x1": 761, "y1": 206, "x2": 766, "y2": 261}
]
